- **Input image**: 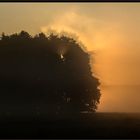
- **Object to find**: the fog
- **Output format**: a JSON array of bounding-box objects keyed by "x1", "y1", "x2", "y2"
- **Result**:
[{"x1": 0, "y1": 3, "x2": 140, "y2": 112}]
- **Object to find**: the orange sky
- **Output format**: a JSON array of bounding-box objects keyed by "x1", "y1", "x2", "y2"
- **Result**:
[{"x1": 0, "y1": 3, "x2": 140, "y2": 112}]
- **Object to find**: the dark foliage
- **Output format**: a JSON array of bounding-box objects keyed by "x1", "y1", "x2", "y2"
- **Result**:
[{"x1": 0, "y1": 31, "x2": 100, "y2": 118}]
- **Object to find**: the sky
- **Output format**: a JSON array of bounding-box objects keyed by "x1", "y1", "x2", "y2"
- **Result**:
[{"x1": 0, "y1": 3, "x2": 140, "y2": 112}]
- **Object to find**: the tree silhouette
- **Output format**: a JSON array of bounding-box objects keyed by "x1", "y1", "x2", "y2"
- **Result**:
[{"x1": 0, "y1": 31, "x2": 101, "y2": 117}]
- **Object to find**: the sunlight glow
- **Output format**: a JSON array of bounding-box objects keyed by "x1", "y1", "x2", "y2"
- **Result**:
[
  {"x1": 60, "y1": 54, "x2": 64, "y2": 59},
  {"x1": 1, "y1": 3, "x2": 140, "y2": 112}
]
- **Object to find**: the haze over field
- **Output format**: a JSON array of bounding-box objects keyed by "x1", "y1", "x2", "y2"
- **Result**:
[{"x1": 0, "y1": 3, "x2": 140, "y2": 112}]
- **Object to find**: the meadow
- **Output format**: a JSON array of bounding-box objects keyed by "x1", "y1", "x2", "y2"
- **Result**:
[{"x1": 0, "y1": 112, "x2": 140, "y2": 138}]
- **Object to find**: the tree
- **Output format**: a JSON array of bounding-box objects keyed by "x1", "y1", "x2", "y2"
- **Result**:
[
  {"x1": 0, "y1": 31, "x2": 101, "y2": 117},
  {"x1": 52, "y1": 35, "x2": 101, "y2": 114}
]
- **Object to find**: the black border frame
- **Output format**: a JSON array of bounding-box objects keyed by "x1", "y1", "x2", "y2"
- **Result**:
[
  {"x1": 0, "y1": 1, "x2": 140, "y2": 139},
  {"x1": 0, "y1": 0, "x2": 140, "y2": 2}
]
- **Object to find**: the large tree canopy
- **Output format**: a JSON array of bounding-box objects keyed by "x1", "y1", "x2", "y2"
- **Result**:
[{"x1": 0, "y1": 31, "x2": 100, "y2": 117}]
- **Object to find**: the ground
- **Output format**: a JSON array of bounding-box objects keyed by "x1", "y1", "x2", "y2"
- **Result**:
[{"x1": 0, "y1": 112, "x2": 140, "y2": 138}]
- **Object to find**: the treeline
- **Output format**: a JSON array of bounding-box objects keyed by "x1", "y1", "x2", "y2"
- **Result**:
[{"x1": 0, "y1": 31, "x2": 100, "y2": 118}]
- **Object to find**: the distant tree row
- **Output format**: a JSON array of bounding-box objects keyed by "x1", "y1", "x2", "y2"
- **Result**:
[{"x1": 0, "y1": 31, "x2": 101, "y2": 117}]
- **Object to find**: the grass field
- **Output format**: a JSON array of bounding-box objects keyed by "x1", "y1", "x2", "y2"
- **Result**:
[{"x1": 0, "y1": 112, "x2": 140, "y2": 138}]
